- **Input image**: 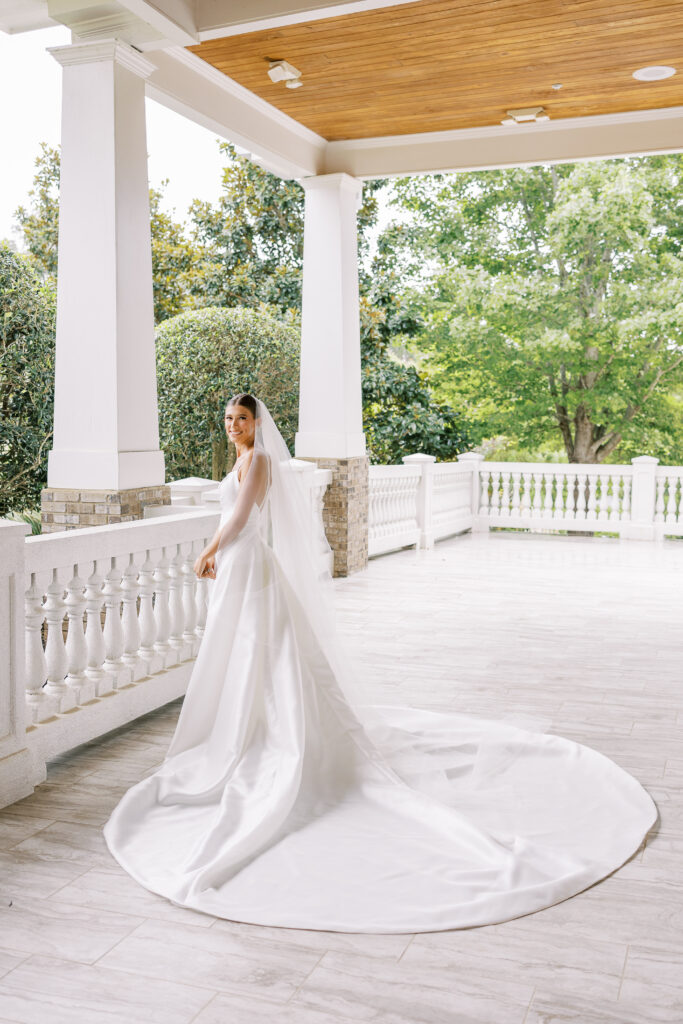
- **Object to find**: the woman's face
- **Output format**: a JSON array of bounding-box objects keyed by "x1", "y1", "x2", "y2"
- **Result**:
[{"x1": 224, "y1": 403, "x2": 256, "y2": 447}]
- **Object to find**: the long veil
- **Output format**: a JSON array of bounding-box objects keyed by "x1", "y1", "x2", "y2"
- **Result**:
[
  {"x1": 253, "y1": 398, "x2": 561, "y2": 807},
  {"x1": 253, "y1": 398, "x2": 373, "y2": 713},
  {"x1": 254, "y1": 400, "x2": 404, "y2": 733}
]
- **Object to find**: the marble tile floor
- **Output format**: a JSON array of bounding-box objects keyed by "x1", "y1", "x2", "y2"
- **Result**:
[{"x1": 1, "y1": 530, "x2": 682, "y2": 1023}]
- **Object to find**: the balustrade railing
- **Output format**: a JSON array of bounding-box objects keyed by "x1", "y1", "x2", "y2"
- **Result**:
[
  {"x1": 1, "y1": 451, "x2": 678, "y2": 808},
  {"x1": 367, "y1": 452, "x2": 678, "y2": 557}
]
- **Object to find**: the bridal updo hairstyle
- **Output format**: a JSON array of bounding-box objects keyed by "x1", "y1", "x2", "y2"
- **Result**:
[{"x1": 226, "y1": 392, "x2": 258, "y2": 419}]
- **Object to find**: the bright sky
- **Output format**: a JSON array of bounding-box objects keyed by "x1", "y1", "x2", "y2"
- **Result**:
[{"x1": 0, "y1": 25, "x2": 229, "y2": 246}]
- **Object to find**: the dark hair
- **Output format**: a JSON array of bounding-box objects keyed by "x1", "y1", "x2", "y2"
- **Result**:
[{"x1": 225, "y1": 392, "x2": 258, "y2": 417}]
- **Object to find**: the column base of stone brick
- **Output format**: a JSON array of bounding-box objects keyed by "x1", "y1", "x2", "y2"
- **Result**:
[
  {"x1": 40, "y1": 485, "x2": 172, "y2": 533},
  {"x1": 300, "y1": 455, "x2": 368, "y2": 578}
]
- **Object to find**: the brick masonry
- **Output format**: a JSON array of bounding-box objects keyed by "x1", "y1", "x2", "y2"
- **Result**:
[
  {"x1": 301, "y1": 455, "x2": 369, "y2": 578},
  {"x1": 40, "y1": 485, "x2": 172, "y2": 533}
]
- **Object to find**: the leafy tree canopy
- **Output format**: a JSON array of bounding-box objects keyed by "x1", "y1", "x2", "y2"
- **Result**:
[{"x1": 386, "y1": 156, "x2": 683, "y2": 463}]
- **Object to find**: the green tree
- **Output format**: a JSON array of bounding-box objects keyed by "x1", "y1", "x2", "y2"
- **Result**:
[
  {"x1": 156, "y1": 306, "x2": 300, "y2": 481},
  {"x1": 360, "y1": 270, "x2": 468, "y2": 463},
  {"x1": 388, "y1": 156, "x2": 683, "y2": 463},
  {"x1": 149, "y1": 184, "x2": 214, "y2": 323},
  {"x1": 14, "y1": 146, "x2": 209, "y2": 324},
  {"x1": 189, "y1": 143, "x2": 468, "y2": 462},
  {"x1": 0, "y1": 244, "x2": 55, "y2": 516},
  {"x1": 14, "y1": 143, "x2": 60, "y2": 278}
]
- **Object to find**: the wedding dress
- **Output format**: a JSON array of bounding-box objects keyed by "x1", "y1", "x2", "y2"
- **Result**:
[{"x1": 103, "y1": 400, "x2": 657, "y2": 933}]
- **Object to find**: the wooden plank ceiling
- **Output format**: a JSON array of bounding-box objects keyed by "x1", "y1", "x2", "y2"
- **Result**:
[{"x1": 187, "y1": 0, "x2": 683, "y2": 141}]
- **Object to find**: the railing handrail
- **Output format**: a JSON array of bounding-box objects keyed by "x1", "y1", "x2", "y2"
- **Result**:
[{"x1": 23, "y1": 508, "x2": 218, "y2": 575}]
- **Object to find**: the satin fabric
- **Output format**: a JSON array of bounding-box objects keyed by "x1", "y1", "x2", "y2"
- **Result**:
[{"x1": 103, "y1": 469, "x2": 657, "y2": 932}]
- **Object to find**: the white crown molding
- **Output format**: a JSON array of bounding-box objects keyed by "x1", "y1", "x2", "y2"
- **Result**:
[
  {"x1": 166, "y1": 45, "x2": 326, "y2": 150},
  {"x1": 326, "y1": 104, "x2": 683, "y2": 154},
  {"x1": 48, "y1": 38, "x2": 156, "y2": 78},
  {"x1": 195, "y1": 0, "x2": 422, "y2": 41},
  {"x1": 301, "y1": 171, "x2": 362, "y2": 191}
]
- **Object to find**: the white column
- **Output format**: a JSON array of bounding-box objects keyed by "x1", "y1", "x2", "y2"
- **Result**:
[
  {"x1": 46, "y1": 40, "x2": 164, "y2": 490},
  {"x1": 295, "y1": 173, "x2": 366, "y2": 459}
]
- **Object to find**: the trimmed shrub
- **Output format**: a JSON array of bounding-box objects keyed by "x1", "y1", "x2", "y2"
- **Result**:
[
  {"x1": 0, "y1": 244, "x2": 56, "y2": 517},
  {"x1": 156, "y1": 306, "x2": 300, "y2": 481}
]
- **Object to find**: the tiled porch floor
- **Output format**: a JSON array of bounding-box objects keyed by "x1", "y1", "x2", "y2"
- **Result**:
[{"x1": 1, "y1": 530, "x2": 682, "y2": 1023}]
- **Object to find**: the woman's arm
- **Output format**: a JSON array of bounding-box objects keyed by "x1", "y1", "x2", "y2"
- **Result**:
[{"x1": 193, "y1": 452, "x2": 269, "y2": 578}]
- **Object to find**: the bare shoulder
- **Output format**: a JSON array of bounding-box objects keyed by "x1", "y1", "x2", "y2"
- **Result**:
[{"x1": 237, "y1": 448, "x2": 270, "y2": 483}]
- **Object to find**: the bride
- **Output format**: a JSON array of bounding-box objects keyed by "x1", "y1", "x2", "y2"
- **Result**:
[{"x1": 103, "y1": 393, "x2": 657, "y2": 933}]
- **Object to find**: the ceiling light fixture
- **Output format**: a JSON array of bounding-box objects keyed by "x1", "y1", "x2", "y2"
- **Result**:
[
  {"x1": 501, "y1": 106, "x2": 550, "y2": 126},
  {"x1": 632, "y1": 65, "x2": 676, "y2": 81},
  {"x1": 551, "y1": 83, "x2": 563, "y2": 90},
  {"x1": 266, "y1": 59, "x2": 302, "y2": 85}
]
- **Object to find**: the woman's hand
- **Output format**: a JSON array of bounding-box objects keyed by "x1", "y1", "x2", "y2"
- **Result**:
[{"x1": 194, "y1": 551, "x2": 216, "y2": 580}]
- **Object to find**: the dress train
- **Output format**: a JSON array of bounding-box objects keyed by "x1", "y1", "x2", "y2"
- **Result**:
[{"x1": 103, "y1": 468, "x2": 657, "y2": 933}]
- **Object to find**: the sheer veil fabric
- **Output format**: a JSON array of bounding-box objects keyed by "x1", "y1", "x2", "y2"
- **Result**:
[{"x1": 103, "y1": 398, "x2": 657, "y2": 933}]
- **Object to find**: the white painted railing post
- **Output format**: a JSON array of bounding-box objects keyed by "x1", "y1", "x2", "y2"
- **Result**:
[
  {"x1": 457, "y1": 452, "x2": 488, "y2": 531},
  {"x1": 623, "y1": 456, "x2": 659, "y2": 540},
  {"x1": 0, "y1": 520, "x2": 42, "y2": 803},
  {"x1": 402, "y1": 453, "x2": 436, "y2": 548}
]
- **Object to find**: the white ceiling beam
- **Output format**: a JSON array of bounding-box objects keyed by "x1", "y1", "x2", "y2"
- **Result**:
[
  {"x1": 323, "y1": 107, "x2": 683, "y2": 179},
  {"x1": 115, "y1": 0, "x2": 197, "y2": 44},
  {"x1": 145, "y1": 45, "x2": 326, "y2": 178},
  {"x1": 195, "y1": 0, "x2": 422, "y2": 39}
]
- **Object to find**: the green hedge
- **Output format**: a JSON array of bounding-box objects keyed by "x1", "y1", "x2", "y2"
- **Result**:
[{"x1": 156, "y1": 306, "x2": 300, "y2": 481}]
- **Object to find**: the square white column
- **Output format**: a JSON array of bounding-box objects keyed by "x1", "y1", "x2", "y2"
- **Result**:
[
  {"x1": 295, "y1": 173, "x2": 366, "y2": 459},
  {"x1": 47, "y1": 40, "x2": 165, "y2": 490}
]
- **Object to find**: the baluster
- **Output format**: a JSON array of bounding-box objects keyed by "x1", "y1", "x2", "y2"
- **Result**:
[
  {"x1": 548, "y1": 474, "x2": 557, "y2": 518},
  {"x1": 568, "y1": 471, "x2": 580, "y2": 519},
  {"x1": 673, "y1": 478, "x2": 682, "y2": 525},
  {"x1": 195, "y1": 538, "x2": 211, "y2": 637},
  {"x1": 121, "y1": 552, "x2": 144, "y2": 680},
  {"x1": 168, "y1": 544, "x2": 190, "y2": 658},
  {"x1": 529, "y1": 472, "x2": 541, "y2": 519},
  {"x1": 597, "y1": 474, "x2": 610, "y2": 521},
  {"x1": 182, "y1": 549, "x2": 198, "y2": 645},
  {"x1": 102, "y1": 556, "x2": 131, "y2": 688},
  {"x1": 41, "y1": 568, "x2": 77, "y2": 712},
  {"x1": 622, "y1": 474, "x2": 632, "y2": 521},
  {"x1": 64, "y1": 564, "x2": 94, "y2": 704},
  {"x1": 24, "y1": 573, "x2": 56, "y2": 724},
  {"x1": 541, "y1": 473, "x2": 553, "y2": 518},
  {"x1": 153, "y1": 548, "x2": 174, "y2": 665},
  {"x1": 510, "y1": 471, "x2": 521, "y2": 516},
  {"x1": 138, "y1": 550, "x2": 162, "y2": 675},
  {"x1": 84, "y1": 561, "x2": 112, "y2": 696},
  {"x1": 480, "y1": 470, "x2": 492, "y2": 516},
  {"x1": 378, "y1": 480, "x2": 386, "y2": 536},
  {"x1": 655, "y1": 475, "x2": 666, "y2": 522},
  {"x1": 520, "y1": 472, "x2": 531, "y2": 518},
  {"x1": 499, "y1": 471, "x2": 510, "y2": 517},
  {"x1": 612, "y1": 475, "x2": 623, "y2": 522},
  {"x1": 585, "y1": 472, "x2": 597, "y2": 522}
]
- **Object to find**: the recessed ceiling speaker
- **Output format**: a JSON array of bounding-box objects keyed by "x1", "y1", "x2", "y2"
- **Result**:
[{"x1": 632, "y1": 65, "x2": 676, "y2": 81}]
